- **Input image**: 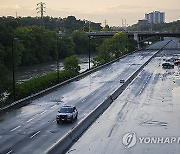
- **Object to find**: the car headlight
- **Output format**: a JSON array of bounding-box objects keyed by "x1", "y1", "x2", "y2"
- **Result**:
[{"x1": 67, "y1": 114, "x2": 72, "y2": 118}]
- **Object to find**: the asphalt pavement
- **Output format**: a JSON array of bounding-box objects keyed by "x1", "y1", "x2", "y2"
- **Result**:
[
  {"x1": 67, "y1": 39, "x2": 180, "y2": 154},
  {"x1": 0, "y1": 39, "x2": 175, "y2": 154}
]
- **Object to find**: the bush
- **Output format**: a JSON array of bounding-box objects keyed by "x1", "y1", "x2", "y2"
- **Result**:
[{"x1": 8, "y1": 70, "x2": 78, "y2": 101}]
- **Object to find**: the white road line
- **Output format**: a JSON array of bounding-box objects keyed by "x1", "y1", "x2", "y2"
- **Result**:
[
  {"x1": 91, "y1": 92, "x2": 95, "y2": 96},
  {"x1": 39, "y1": 110, "x2": 47, "y2": 115},
  {"x1": 26, "y1": 118, "x2": 35, "y2": 123},
  {"x1": 30, "y1": 131, "x2": 41, "y2": 139},
  {"x1": 10, "y1": 126, "x2": 21, "y2": 132},
  {"x1": 6, "y1": 150, "x2": 12, "y2": 154},
  {"x1": 82, "y1": 99, "x2": 86, "y2": 102},
  {"x1": 50, "y1": 105, "x2": 56, "y2": 109},
  {"x1": 0, "y1": 136, "x2": 2, "y2": 139}
]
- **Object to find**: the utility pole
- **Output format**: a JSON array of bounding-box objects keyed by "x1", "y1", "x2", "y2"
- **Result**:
[
  {"x1": 104, "y1": 19, "x2": 107, "y2": 27},
  {"x1": 36, "y1": 2, "x2": 46, "y2": 28}
]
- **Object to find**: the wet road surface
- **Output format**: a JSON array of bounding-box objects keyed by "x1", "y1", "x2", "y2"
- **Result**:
[
  {"x1": 0, "y1": 39, "x2": 177, "y2": 154},
  {"x1": 67, "y1": 39, "x2": 180, "y2": 154}
]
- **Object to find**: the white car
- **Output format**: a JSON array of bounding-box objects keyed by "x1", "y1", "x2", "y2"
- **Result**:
[{"x1": 56, "y1": 105, "x2": 78, "y2": 123}]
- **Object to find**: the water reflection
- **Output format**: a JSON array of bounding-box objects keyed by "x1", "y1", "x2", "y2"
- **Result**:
[{"x1": 15, "y1": 55, "x2": 94, "y2": 83}]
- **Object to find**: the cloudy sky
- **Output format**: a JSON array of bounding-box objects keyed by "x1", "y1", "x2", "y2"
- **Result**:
[{"x1": 0, "y1": 0, "x2": 180, "y2": 26}]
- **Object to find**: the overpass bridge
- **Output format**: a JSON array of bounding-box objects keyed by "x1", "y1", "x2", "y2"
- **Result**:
[
  {"x1": 86, "y1": 31, "x2": 180, "y2": 49},
  {"x1": 86, "y1": 31, "x2": 180, "y2": 38}
]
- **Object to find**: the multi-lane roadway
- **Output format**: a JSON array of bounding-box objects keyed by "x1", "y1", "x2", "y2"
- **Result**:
[
  {"x1": 0, "y1": 39, "x2": 177, "y2": 154},
  {"x1": 67, "y1": 39, "x2": 180, "y2": 154}
]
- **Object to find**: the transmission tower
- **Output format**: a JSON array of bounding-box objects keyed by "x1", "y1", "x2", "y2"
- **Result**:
[{"x1": 36, "y1": 2, "x2": 46, "y2": 28}]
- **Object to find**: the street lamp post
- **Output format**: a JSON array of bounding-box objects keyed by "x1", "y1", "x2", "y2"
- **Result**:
[
  {"x1": 88, "y1": 36, "x2": 91, "y2": 70},
  {"x1": 12, "y1": 38, "x2": 18, "y2": 102},
  {"x1": 56, "y1": 36, "x2": 60, "y2": 83},
  {"x1": 56, "y1": 31, "x2": 62, "y2": 83}
]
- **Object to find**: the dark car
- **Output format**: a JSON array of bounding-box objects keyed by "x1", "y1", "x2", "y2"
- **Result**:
[
  {"x1": 165, "y1": 57, "x2": 179, "y2": 62},
  {"x1": 174, "y1": 59, "x2": 180, "y2": 66},
  {"x1": 162, "y1": 62, "x2": 174, "y2": 69},
  {"x1": 56, "y1": 105, "x2": 78, "y2": 123}
]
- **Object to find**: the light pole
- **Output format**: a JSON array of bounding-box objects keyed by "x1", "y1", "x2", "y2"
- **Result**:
[
  {"x1": 56, "y1": 31, "x2": 62, "y2": 83},
  {"x1": 56, "y1": 36, "x2": 60, "y2": 83},
  {"x1": 88, "y1": 36, "x2": 91, "y2": 70},
  {"x1": 12, "y1": 38, "x2": 18, "y2": 102},
  {"x1": 88, "y1": 36, "x2": 94, "y2": 70}
]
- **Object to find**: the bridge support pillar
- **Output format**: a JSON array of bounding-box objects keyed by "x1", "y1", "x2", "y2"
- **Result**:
[{"x1": 134, "y1": 33, "x2": 141, "y2": 50}]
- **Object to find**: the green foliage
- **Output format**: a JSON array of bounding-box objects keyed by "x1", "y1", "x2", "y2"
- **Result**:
[
  {"x1": 58, "y1": 36, "x2": 75, "y2": 58},
  {"x1": 64, "y1": 55, "x2": 80, "y2": 73},
  {"x1": 128, "y1": 20, "x2": 180, "y2": 32},
  {"x1": 102, "y1": 25, "x2": 111, "y2": 31},
  {"x1": 93, "y1": 32, "x2": 135, "y2": 66},
  {"x1": 8, "y1": 70, "x2": 78, "y2": 101},
  {"x1": 14, "y1": 26, "x2": 57, "y2": 65},
  {"x1": 72, "y1": 30, "x2": 88, "y2": 54},
  {"x1": 0, "y1": 64, "x2": 11, "y2": 103}
]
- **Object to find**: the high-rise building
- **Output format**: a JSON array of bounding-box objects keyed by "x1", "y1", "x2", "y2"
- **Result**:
[{"x1": 145, "y1": 11, "x2": 165, "y2": 24}]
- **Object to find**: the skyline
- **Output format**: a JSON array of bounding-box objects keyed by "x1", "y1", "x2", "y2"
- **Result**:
[{"x1": 0, "y1": 0, "x2": 180, "y2": 26}]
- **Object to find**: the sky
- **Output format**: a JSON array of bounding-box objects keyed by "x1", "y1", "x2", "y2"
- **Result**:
[{"x1": 0, "y1": 0, "x2": 180, "y2": 26}]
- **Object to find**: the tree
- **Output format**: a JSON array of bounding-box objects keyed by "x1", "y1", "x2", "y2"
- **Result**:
[
  {"x1": 0, "y1": 64, "x2": 11, "y2": 103},
  {"x1": 63, "y1": 55, "x2": 80, "y2": 73},
  {"x1": 14, "y1": 26, "x2": 57, "y2": 65},
  {"x1": 111, "y1": 32, "x2": 128, "y2": 57},
  {"x1": 72, "y1": 30, "x2": 88, "y2": 54},
  {"x1": 58, "y1": 36, "x2": 75, "y2": 58}
]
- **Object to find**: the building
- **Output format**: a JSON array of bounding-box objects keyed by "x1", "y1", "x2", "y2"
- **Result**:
[
  {"x1": 138, "y1": 19, "x2": 148, "y2": 26},
  {"x1": 145, "y1": 11, "x2": 165, "y2": 24}
]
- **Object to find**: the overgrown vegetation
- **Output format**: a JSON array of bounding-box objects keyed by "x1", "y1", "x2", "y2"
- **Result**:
[
  {"x1": 0, "y1": 16, "x2": 138, "y2": 108},
  {"x1": 3, "y1": 55, "x2": 80, "y2": 107},
  {"x1": 128, "y1": 20, "x2": 180, "y2": 32},
  {"x1": 93, "y1": 32, "x2": 137, "y2": 66}
]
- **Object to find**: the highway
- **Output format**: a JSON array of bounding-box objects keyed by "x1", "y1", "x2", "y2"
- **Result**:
[
  {"x1": 67, "y1": 39, "x2": 180, "y2": 154},
  {"x1": 0, "y1": 39, "x2": 175, "y2": 154}
]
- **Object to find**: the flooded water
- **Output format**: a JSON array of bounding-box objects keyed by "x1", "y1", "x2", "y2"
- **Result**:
[{"x1": 15, "y1": 55, "x2": 94, "y2": 83}]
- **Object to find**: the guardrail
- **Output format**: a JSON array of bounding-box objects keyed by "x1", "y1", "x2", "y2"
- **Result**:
[
  {"x1": 0, "y1": 49, "x2": 139, "y2": 113},
  {"x1": 46, "y1": 40, "x2": 171, "y2": 154}
]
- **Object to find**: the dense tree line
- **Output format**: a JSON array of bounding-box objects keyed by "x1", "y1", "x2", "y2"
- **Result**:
[
  {"x1": 93, "y1": 32, "x2": 137, "y2": 66},
  {"x1": 128, "y1": 20, "x2": 180, "y2": 32},
  {"x1": 0, "y1": 16, "x2": 138, "y2": 106},
  {"x1": 0, "y1": 16, "x2": 102, "y2": 32}
]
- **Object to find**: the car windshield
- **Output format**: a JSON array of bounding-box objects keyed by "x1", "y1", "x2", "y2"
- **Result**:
[{"x1": 59, "y1": 107, "x2": 73, "y2": 113}]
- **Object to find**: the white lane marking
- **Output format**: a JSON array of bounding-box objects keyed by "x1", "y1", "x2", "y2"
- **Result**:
[
  {"x1": 30, "y1": 131, "x2": 41, "y2": 139},
  {"x1": 50, "y1": 105, "x2": 56, "y2": 109},
  {"x1": 26, "y1": 118, "x2": 35, "y2": 123},
  {"x1": 39, "y1": 110, "x2": 47, "y2": 115},
  {"x1": 6, "y1": 150, "x2": 13, "y2": 154},
  {"x1": 84, "y1": 113, "x2": 88, "y2": 116},
  {"x1": 82, "y1": 99, "x2": 86, "y2": 102},
  {"x1": 10, "y1": 126, "x2": 21, "y2": 132},
  {"x1": 91, "y1": 92, "x2": 95, "y2": 96},
  {"x1": 0, "y1": 136, "x2": 2, "y2": 139},
  {"x1": 52, "y1": 120, "x2": 56, "y2": 123}
]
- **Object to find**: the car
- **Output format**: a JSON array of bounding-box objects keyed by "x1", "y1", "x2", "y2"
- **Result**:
[
  {"x1": 56, "y1": 105, "x2": 78, "y2": 123},
  {"x1": 165, "y1": 57, "x2": 179, "y2": 62},
  {"x1": 174, "y1": 59, "x2": 180, "y2": 66},
  {"x1": 120, "y1": 79, "x2": 125, "y2": 83},
  {"x1": 162, "y1": 62, "x2": 174, "y2": 69}
]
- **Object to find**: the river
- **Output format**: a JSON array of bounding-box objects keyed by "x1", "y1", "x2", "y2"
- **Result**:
[{"x1": 15, "y1": 55, "x2": 94, "y2": 83}]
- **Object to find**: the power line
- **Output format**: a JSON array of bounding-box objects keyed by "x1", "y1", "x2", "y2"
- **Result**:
[{"x1": 36, "y1": 2, "x2": 46, "y2": 28}]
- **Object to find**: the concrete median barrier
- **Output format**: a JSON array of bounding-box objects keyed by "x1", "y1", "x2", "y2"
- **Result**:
[
  {"x1": 47, "y1": 96, "x2": 113, "y2": 154},
  {"x1": 46, "y1": 40, "x2": 171, "y2": 154},
  {"x1": 0, "y1": 50, "x2": 138, "y2": 113}
]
